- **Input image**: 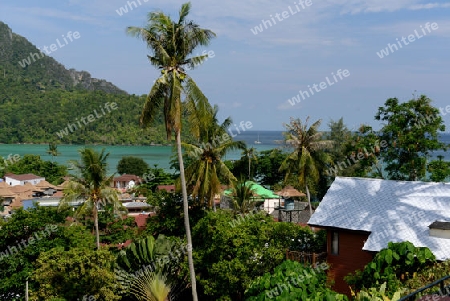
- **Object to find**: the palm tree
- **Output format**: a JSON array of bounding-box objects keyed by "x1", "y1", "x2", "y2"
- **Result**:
[
  {"x1": 116, "y1": 235, "x2": 184, "y2": 301},
  {"x1": 46, "y1": 143, "x2": 60, "y2": 163},
  {"x1": 242, "y1": 147, "x2": 258, "y2": 179},
  {"x1": 127, "y1": 3, "x2": 215, "y2": 299},
  {"x1": 279, "y1": 117, "x2": 333, "y2": 217},
  {"x1": 182, "y1": 106, "x2": 245, "y2": 210},
  {"x1": 59, "y1": 148, "x2": 123, "y2": 249},
  {"x1": 230, "y1": 179, "x2": 256, "y2": 214},
  {"x1": 130, "y1": 272, "x2": 171, "y2": 301}
]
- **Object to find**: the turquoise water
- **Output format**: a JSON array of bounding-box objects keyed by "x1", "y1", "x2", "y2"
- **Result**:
[
  {"x1": 0, "y1": 131, "x2": 284, "y2": 174},
  {"x1": 1, "y1": 131, "x2": 449, "y2": 175}
]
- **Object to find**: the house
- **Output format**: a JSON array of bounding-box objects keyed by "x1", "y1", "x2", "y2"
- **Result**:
[
  {"x1": 123, "y1": 201, "x2": 152, "y2": 215},
  {"x1": 0, "y1": 182, "x2": 16, "y2": 215},
  {"x1": 308, "y1": 177, "x2": 450, "y2": 296},
  {"x1": 112, "y1": 174, "x2": 141, "y2": 191},
  {"x1": 4, "y1": 173, "x2": 45, "y2": 186},
  {"x1": 157, "y1": 185, "x2": 176, "y2": 193}
]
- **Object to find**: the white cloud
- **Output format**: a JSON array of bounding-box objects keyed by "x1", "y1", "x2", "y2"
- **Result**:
[{"x1": 409, "y1": 3, "x2": 450, "y2": 10}]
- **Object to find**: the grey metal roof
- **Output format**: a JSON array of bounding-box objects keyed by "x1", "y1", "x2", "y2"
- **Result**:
[
  {"x1": 123, "y1": 202, "x2": 151, "y2": 209},
  {"x1": 308, "y1": 177, "x2": 450, "y2": 260}
]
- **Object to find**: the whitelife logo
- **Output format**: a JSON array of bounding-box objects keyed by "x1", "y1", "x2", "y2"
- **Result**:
[
  {"x1": 376, "y1": 22, "x2": 438, "y2": 58},
  {"x1": 0, "y1": 225, "x2": 58, "y2": 261},
  {"x1": 18, "y1": 31, "x2": 81, "y2": 68},
  {"x1": 250, "y1": 1, "x2": 313, "y2": 35},
  {"x1": 288, "y1": 69, "x2": 350, "y2": 106},
  {"x1": 56, "y1": 102, "x2": 118, "y2": 139},
  {"x1": 115, "y1": 0, "x2": 150, "y2": 16}
]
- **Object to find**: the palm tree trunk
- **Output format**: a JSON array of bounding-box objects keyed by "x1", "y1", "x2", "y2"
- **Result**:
[
  {"x1": 306, "y1": 184, "x2": 312, "y2": 217},
  {"x1": 94, "y1": 201, "x2": 100, "y2": 250},
  {"x1": 176, "y1": 130, "x2": 198, "y2": 301}
]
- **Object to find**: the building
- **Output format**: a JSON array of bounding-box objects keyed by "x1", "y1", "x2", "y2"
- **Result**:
[
  {"x1": 308, "y1": 177, "x2": 450, "y2": 296},
  {"x1": 4, "y1": 173, "x2": 45, "y2": 186},
  {"x1": 112, "y1": 174, "x2": 141, "y2": 191}
]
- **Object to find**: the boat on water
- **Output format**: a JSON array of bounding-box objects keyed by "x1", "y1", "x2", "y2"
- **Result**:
[{"x1": 254, "y1": 134, "x2": 261, "y2": 144}]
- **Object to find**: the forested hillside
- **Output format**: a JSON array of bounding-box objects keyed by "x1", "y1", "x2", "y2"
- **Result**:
[{"x1": 0, "y1": 21, "x2": 183, "y2": 145}]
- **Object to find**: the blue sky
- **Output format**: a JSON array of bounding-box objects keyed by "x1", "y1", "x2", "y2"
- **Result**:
[{"x1": 1, "y1": 0, "x2": 449, "y2": 131}]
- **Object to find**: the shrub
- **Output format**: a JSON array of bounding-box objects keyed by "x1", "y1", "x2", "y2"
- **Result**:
[
  {"x1": 244, "y1": 260, "x2": 347, "y2": 301},
  {"x1": 345, "y1": 241, "x2": 435, "y2": 296},
  {"x1": 271, "y1": 222, "x2": 327, "y2": 253},
  {"x1": 401, "y1": 260, "x2": 450, "y2": 296},
  {"x1": 192, "y1": 210, "x2": 330, "y2": 300},
  {"x1": 352, "y1": 282, "x2": 404, "y2": 301}
]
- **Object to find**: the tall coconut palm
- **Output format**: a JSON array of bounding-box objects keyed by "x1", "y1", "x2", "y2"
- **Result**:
[
  {"x1": 59, "y1": 148, "x2": 123, "y2": 249},
  {"x1": 182, "y1": 106, "x2": 246, "y2": 209},
  {"x1": 279, "y1": 117, "x2": 333, "y2": 217},
  {"x1": 242, "y1": 147, "x2": 258, "y2": 179},
  {"x1": 127, "y1": 3, "x2": 215, "y2": 299}
]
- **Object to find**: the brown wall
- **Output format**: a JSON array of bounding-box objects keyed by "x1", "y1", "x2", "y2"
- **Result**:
[{"x1": 326, "y1": 229, "x2": 374, "y2": 296}]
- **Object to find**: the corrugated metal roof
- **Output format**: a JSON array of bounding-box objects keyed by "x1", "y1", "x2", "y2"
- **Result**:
[{"x1": 308, "y1": 177, "x2": 450, "y2": 260}]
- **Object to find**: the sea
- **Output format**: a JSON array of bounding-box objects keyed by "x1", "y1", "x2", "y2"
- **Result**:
[
  {"x1": 1, "y1": 131, "x2": 449, "y2": 174},
  {"x1": 0, "y1": 131, "x2": 285, "y2": 174}
]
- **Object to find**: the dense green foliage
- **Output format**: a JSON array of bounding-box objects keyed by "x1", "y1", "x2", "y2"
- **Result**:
[
  {"x1": 98, "y1": 214, "x2": 139, "y2": 245},
  {"x1": 375, "y1": 95, "x2": 446, "y2": 180},
  {"x1": 326, "y1": 97, "x2": 450, "y2": 182},
  {"x1": 0, "y1": 207, "x2": 94, "y2": 300},
  {"x1": 117, "y1": 156, "x2": 149, "y2": 177},
  {"x1": 144, "y1": 191, "x2": 206, "y2": 237},
  {"x1": 30, "y1": 247, "x2": 121, "y2": 301},
  {"x1": 0, "y1": 21, "x2": 181, "y2": 145},
  {"x1": 191, "y1": 210, "x2": 326, "y2": 300},
  {"x1": 0, "y1": 154, "x2": 67, "y2": 184},
  {"x1": 345, "y1": 241, "x2": 436, "y2": 296},
  {"x1": 401, "y1": 260, "x2": 450, "y2": 296},
  {"x1": 426, "y1": 155, "x2": 450, "y2": 182},
  {"x1": 245, "y1": 260, "x2": 347, "y2": 301},
  {"x1": 229, "y1": 149, "x2": 288, "y2": 189}
]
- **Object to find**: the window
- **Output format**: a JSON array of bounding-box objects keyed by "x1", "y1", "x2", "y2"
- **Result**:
[{"x1": 331, "y1": 231, "x2": 339, "y2": 255}]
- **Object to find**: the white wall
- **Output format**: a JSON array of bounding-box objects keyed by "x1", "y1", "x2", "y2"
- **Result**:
[{"x1": 4, "y1": 177, "x2": 45, "y2": 186}]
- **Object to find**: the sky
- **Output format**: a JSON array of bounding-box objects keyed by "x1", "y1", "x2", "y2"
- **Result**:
[{"x1": 1, "y1": 0, "x2": 449, "y2": 131}]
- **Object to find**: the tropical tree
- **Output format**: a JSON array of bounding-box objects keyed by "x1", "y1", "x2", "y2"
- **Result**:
[
  {"x1": 427, "y1": 155, "x2": 450, "y2": 182},
  {"x1": 254, "y1": 149, "x2": 287, "y2": 189},
  {"x1": 31, "y1": 247, "x2": 121, "y2": 301},
  {"x1": 182, "y1": 105, "x2": 245, "y2": 209},
  {"x1": 115, "y1": 235, "x2": 188, "y2": 301},
  {"x1": 279, "y1": 117, "x2": 333, "y2": 216},
  {"x1": 59, "y1": 148, "x2": 123, "y2": 249},
  {"x1": 242, "y1": 147, "x2": 258, "y2": 179},
  {"x1": 46, "y1": 142, "x2": 60, "y2": 163},
  {"x1": 327, "y1": 117, "x2": 351, "y2": 164},
  {"x1": 230, "y1": 179, "x2": 257, "y2": 214},
  {"x1": 375, "y1": 95, "x2": 446, "y2": 181},
  {"x1": 117, "y1": 156, "x2": 149, "y2": 177},
  {"x1": 127, "y1": 3, "x2": 215, "y2": 299}
]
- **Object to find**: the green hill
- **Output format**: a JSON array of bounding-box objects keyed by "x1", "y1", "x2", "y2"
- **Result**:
[{"x1": 0, "y1": 21, "x2": 174, "y2": 145}]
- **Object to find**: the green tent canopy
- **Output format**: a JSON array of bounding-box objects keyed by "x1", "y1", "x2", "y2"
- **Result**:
[{"x1": 224, "y1": 181, "x2": 279, "y2": 199}]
